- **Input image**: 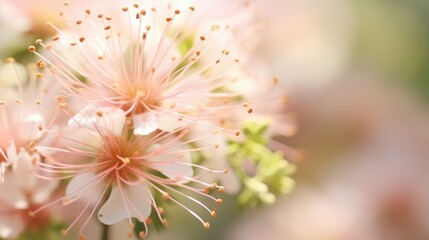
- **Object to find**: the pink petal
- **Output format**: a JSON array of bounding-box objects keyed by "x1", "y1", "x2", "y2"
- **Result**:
[
  {"x1": 0, "y1": 214, "x2": 24, "y2": 239},
  {"x1": 146, "y1": 144, "x2": 193, "y2": 183},
  {"x1": 133, "y1": 112, "x2": 158, "y2": 135},
  {"x1": 98, "y1": 185, "x2": 152, "y2": 225},
  {"x1": 0, "y1": 177, "x2": 28, "y2": 209}
]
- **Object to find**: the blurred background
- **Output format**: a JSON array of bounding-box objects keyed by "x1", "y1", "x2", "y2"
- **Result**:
[
  {"x1": 2, "y1": 0, "x2": 429, "y2": 239},
  {"x1": 146, "y1": 0, "x2": 429, "y2": 239}
]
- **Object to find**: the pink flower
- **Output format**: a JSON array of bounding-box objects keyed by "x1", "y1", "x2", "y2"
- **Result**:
[
  {"x1": 30, "y1": 1, "x2": 251, "y2": 137},
  {"x1": 34, "y1": 109, "x2": 224, "y2": 238},
  {"x1": 0, "y1": 149, "x2": 59, "y2": 239},
  {"x1": 0, "y1": 59, "x2": 63, "y2": 182}
]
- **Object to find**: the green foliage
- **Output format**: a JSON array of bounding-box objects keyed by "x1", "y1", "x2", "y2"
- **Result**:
[
  {"x1": 16, "y1": 219, "x2": 67, "y2": 240},
  {"x1": 228, "y1": 121, "x2": 296, "y2": 208}
]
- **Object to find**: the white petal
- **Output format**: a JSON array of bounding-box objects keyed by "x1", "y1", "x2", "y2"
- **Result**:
[
  {"x1": 133, "y1": 112, "x2": 158, "y2": 135},
  {"x1": 146, "y1": 144, "x2": 193, "y2": 183},
  {"x1": 31, "y1": 178, "x2": 59, "y2": 204},
  {"x1": 0, "y1": 214, "x2": 25, "y2": 239},
  {"x1": 65, "y1": 173, "x2": 98, "y2": 200},
  {"x1": 68, "y1": 107, "x2": 97, "y2": 130},
  {"x1": 97, "y1": 107, "x2": 126, "y2": 136},
  {"x1": 98, "y1": 185, "x2": 152, "y2": 225},
  {"x1": 12, "y1": 151, "x2": 34, "y2": 190},
  {"x1": 157, "y1": 114, "x2": 187, "y2": 132},
  {"x1": 22, "y1": 113, "x2": 46, "y2": 141},
  {"x1": 68, "y1": 107, "x2": 125, "y2": 136},
  {"x1": 0, "y1": 177, "x2": 28, "y2": 209},
  {"x1": 5, "y1": 140, "x2": 17, "y2": 167}
]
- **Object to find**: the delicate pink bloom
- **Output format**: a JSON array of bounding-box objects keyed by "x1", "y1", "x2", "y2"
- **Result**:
[
  {"x1": 0, "y1": 59, "x2": 63, "y2": 182},
  {"x1": 0, "y1": 149, "x2": 59, "y2": 239},
  {"x1": 34, "y1": 109, "x2": 225, "y2": 238},
  {"x1": 30, "y1": 1, "x2": 252, "y2": 137}
]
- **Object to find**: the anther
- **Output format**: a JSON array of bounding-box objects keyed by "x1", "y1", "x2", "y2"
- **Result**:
[
  {"x1": 104, "y1": 26, "x2": 111, "y2": 30},
  {"x1": 35, "y1": 39, "x2": 43, "y2": 45},
  {"x1": 161, "y1": 219, "x2": 169, "y2": 226},
  {"x1": 52, "y1": 36, "x2": 60, "y2": 41},
  {"x1": 79, "y1": 37, "x2": 85, "y2": 42},
  {"x1": 235, "y1": 131, "x2": 240, "y2": 136},
  {"x1": 61, "y1": 229, "x2": 68, "y2": 237},
  {"x1": 158, "y1": 207, "x2": 165, "y2": 215},
  {"x1": 162, "y1": 192, "x2": 170, "y2": 200},
  {"x1": 133, "y1": 3, "x2": 139, "y2": 8},
  {"x1": 122, "y1": 157, "x2": 130, "y2": 164},
  {"x1": 175, "y1": 9, "x2": 180, "y2": 14},
  {"x1": 272, "y1": 77, "x2": 279, "y2": 84},
  {"x1": 97, "y1": 14, "x2": 103, "y2": 18},
  {"x1": 28, "y1": 46, "x2": 36, "y2": 53},
  {"x1": 189, "y1": 6, "x2": 195, "y2": 11},
  {"x1": 204, "y1": 222, "x2": 210, "y2": 229},
  {"x1": 59, "y1": 103, "x2": 67, "y2": 109},
  {"x1": 76, "y1": 20, "x2": 82, "y2": 25},
  {"x1": 96, "y1": 110, "x2": 103, "y2": 117},
  {"x1": 36, "y1": 59, "x2": 46, "y2": 68},
  {"x1": 139, "y1": 231, "x2": 145, "y2": 238},
  {"x1": 62, "y1": 1, "x2": 69, "y2": 6},
  {"x1": 215, "y1": 199, "x2": 223, "y2": 205},
  {"x1": 218, "y1": 187, "x2": 225, "y2": 193},
  {"x1": 122, "y1": 7, "x2": 129, "y2": 12},
  {"x1": 106, "y1": 16, "x2": 112, "y2": 20},
  {"x1": 136, "y1": 90, "x2": 145, "y2": 97},
  {"x1": 211, "y1": 210, "x2": 217, "y2": 218},
  {"x1": 200, "y1": 36, "x2": 206, "y2": 41},
  {"x1": 85, "y1": 9, "x2": 91, "y2": 15}
]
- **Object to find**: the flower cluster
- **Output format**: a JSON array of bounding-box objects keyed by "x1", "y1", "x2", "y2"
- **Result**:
[{"x1": 0, "y1": 0, "x2": 296, "y2": 239}]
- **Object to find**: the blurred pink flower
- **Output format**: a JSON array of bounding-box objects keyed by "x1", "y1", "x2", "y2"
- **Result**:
[
  {"x1": 0, "y1": 149, "x2": 58, "y2": 239},
  {"x1": 0, "y1": 60, "x2": 62, "y2": 182}
]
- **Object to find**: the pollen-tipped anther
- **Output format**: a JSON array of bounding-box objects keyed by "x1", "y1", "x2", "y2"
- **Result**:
[
  {"x1": 28, "y1": 46, "x2": 36, "y2": 52},
  {"x1": 204, "y1": 222, "x2": 210, "y2": 229}
]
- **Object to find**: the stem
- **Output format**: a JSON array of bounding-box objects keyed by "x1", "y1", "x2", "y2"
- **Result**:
[{"x1": 101, "y1": 224, "x2": 110, "y2": 240}]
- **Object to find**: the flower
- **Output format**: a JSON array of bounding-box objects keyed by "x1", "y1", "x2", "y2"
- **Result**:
[
  {"x1": 33, "y1": 108, "x2": 225, "y2": 238},
  {"x1": 0, "y1": 144, "x2": 59, "y2": 239},
  {"x1": 0, "y1": 59, "x2": 62, "y2": 182},
  {"x1": 30, "y1": 1, "x2": 253, "y2": 138}
]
